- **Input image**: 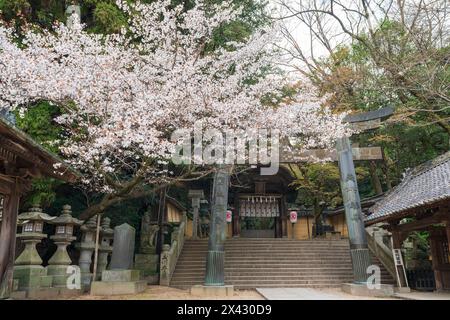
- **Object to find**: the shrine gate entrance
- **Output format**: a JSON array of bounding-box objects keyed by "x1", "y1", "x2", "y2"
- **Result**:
[
  {"x1": 230, "y1": 167, "x2": 293, "y2": 238},
  {"x1": 238, "y1": 195, "x2": 280, "y2": 238}
]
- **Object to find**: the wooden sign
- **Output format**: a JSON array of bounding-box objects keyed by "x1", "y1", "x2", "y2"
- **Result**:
[{"x1": 393, "y1": 249, "x2": 404, "y2": 266}]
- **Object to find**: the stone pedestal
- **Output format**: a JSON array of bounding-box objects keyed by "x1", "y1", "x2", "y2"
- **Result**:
[
  {"x1": 342, "y1": 283, "x2": 394, "y2": 297},
  {"x1": 13, "y1": 234, "x2": 52, "y2": 291},
  {"x1": 13, "y1": 265, "x2": 53, "y2": 291},
  {"x1": 134, "y1": 253, "x2": 159, "y2": 278},
  {"x1": 191, "y1": 285, "x2": 234, "y2": 297},
  {"x1": 46, "y1": 237, "x2": 76, "y2": 287},
  {"x1": 90, "y1": 269, "x2": 146, "y2": 296}
]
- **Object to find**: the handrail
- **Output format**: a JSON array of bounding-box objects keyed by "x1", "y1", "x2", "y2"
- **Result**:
[
  {"x1": 366, "y1": 229, "x2": 397, "y2": 281},
  {"x1": 159, "y1": 215, "x2": 187, "y2": 286}
]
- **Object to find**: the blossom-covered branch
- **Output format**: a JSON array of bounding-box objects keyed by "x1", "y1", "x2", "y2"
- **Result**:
[{"x1": 0, "y1": 0, "x2": 349, "y2": 198}]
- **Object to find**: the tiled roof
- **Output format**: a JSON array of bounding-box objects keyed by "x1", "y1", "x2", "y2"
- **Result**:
[{"x1": 366, "y1": 152, "x2": 450, "y2": 223}]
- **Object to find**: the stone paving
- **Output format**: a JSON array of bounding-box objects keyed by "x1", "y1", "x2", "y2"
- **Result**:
[
  {"x1": 256, "y1": 288, "x2": 397, "y2": 300},
  {"x1": 393, "y1": 291, "x2": 450, "y2": 300},
  {"x1": 256, "y1": 287, "x2": 450, "y2": 300}
]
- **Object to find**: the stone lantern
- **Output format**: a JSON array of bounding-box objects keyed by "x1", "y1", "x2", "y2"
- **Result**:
[
  {"x1": 13, "y1": 205, "x2": 55, "y2": 291},
  {"x1": 75, "y1": 215, "x2": 97, "y2": 291},
  {"x1": 46, "y1": 205, "x2": 83, "y2": 287},
  {"x1": 96, "y1": 217, "x2": 114, "y2": 280}
]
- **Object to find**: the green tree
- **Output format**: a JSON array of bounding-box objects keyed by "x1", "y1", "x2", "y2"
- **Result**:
[{"x1": 288, "y1": 163, "x2": 369, "y2": 230}]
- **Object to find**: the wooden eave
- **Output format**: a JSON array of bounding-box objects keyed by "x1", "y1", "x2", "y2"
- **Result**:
[{"x1": 0, "y1": 117, "x2": 78, "y2": 183}]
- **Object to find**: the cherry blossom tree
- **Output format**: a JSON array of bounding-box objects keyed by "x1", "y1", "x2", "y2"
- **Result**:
[{"x1": 0, "y1": 0, "x2": 349, "y2": 219}]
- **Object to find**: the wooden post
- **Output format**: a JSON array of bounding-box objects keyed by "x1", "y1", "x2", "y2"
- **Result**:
[
  {"x1": 446, "y1": 222, "x2": 450, "y2": 262},
  {"x1": 0, "y1": 183, "x2": 21, "y2": 299},
  {"x1": 306, "y1": 216, "x2": 310, "y2": 240},
  {"x1": 91, "y1": 213, "x2": 102, "y2": 285},
  {"x1": 429, "y1": 230, "x2": 444, "y2": 291},
  {"x1": 281, "y1": 195, "x2": 288, "y2": 238}
]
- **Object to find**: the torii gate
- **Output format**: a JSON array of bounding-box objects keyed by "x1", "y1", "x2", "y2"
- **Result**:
[{"x1": 204, "y1": 107, "x2": 393, "y2": 287}]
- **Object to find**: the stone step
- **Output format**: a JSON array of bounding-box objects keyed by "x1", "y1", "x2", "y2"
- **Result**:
[
  {"x1": 170, "y1": 238, "x2": 387, "y2": 289},
  {"x1": 171, "y1": 279, "x2": 354, "y2": 285},
  {"x1": 173, "y1": 275, "x2": 355, "y2": 280},
  {"x1": 172, "y1": 283, "x2": 344, "y2": 289},
  {"x1": 182, "y1": 246, "x2": 351, "y2": 249},
  {"x1": 176, "y1": 260, "x2": 353, "y2": 264},
  {"x1": 180, "y1": 251, "x2": 352, "y2": 255}
]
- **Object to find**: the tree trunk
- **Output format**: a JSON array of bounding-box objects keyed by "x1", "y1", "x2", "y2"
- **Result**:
[
  {"x1": 313, "y1": 199, "x2": 323, "y2": 237},
  {"x1": 369, "y1": 161, "x2": 383, "y2": 195}
]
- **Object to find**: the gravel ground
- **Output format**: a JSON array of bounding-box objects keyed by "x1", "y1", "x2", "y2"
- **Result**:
[
  {"x1": 256, "y1": 287, "x2": 398, "y2": 300},
  {"x1": 66, "y1": 285, "x2": 264, "y2": 300}
]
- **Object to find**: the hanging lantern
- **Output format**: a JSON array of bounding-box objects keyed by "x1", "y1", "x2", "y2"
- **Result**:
[
  {"x1": 290, "y1": 211, "x2": 298, "y2": 224},
  {"x1": 226, "y1": 210, "x2": 232, "y2": 223}
]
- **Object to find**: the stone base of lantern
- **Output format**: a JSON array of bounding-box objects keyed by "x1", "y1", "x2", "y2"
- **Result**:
[
  {"x1": 341, "y1": 283, "x2": 394, "y2": 297},
  {"x1": 90, "y1": 269, "x2": 146, "y2": 296},
  {"x1": 13, "y1": 265, "x2": 53, "y2": 291},
  {"x1": 190, "y1": 285, "x2": 234, "y2": 297},
  {"x1": 90, "y1": 280, "x2": 147, "y2": 296},
  {"x1": 11, "y1": 287, "x2": 82, "y2": 299},
  {"x1": 45, "y1": 265, "x2": 72, "y2": 287}
]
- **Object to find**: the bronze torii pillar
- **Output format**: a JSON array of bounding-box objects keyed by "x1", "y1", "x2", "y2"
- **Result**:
[
  {"x1": 204, "y1": 165, "x2": 230, "y2": 286},
  {"x1": 336, "y1": 136, "x2": 371, "y2": 283},
  {"x1": 337, "y1": 107, "x2": 393, "y2": 284}
]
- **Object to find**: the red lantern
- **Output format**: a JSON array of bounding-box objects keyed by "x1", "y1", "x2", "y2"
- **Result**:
[
  {"x1": 289, "y1": 211, "x2": 297, "y2": 224},
  {"x1": 226, "y1": 210, "x2": 232, "y2": 223}
]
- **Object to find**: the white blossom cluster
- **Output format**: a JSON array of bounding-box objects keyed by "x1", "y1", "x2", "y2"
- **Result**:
[{"x1": 0, "y1": 0, "x2": 349, "y2": 192}]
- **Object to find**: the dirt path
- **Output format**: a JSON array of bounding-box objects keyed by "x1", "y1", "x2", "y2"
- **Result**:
[{"x1": 66, "y1": 286, "x2": 264, "y2": 300}]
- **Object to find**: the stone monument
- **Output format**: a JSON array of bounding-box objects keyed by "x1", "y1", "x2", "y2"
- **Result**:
[
  {"x1": 90, "y1": 223, "x2": 146, "y2": 295},
  {"x1": 109, "y1": 223, "x2": 135, "y2": 270}
]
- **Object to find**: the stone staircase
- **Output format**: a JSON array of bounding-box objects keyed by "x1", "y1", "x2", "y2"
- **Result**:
[{"x1": 170, "y1": 238, "x2": 395, "y2": 289}]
